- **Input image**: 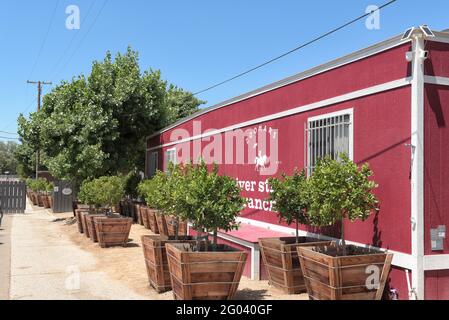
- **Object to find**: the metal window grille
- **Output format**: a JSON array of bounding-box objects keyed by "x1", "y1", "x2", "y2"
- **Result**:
[{"x1": 305, "y1": 113, "x2": 351, "y2": 174}]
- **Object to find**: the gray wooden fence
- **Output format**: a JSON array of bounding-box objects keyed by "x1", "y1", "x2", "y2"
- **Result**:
[{"x1": 0, "y1": 180, "x2": 26, "y2": 213}]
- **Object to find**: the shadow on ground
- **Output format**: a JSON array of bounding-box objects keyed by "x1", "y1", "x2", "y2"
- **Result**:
[{"x1": 235, "y1": 289, "x2": 269, "y2": 300}]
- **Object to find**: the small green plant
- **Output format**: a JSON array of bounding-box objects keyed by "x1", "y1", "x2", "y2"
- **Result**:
[
  {"x1": 79, "y1": 176, "x2": 125, "y2": 213},
  {"x1": 78, "y1": 179, "x2": 99, "y2": 208},
  {"x1": 267, "y1": 169, "x2": 309, "y2": 243},
  {"x1": 306, "y1": 154, "x2": 379, "y2": 256},
  {"x1": 94, "y1": 176, "x2": 125, "y2": 214},
  {"x1": 183, "y1": 161, "x2": 246, "y2": 251}
]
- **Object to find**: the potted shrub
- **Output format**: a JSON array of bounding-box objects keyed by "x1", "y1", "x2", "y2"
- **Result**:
[
  {"x1": 259, "y1": 169, "x2": 330, "y2": 294},
  {"x1": 297, "y1": 155, "x2": 393, "y2": 300},
  {"x1": 137, "y1": 177, "x2": 161, "y2": 233},
  {"x1": 34, "y1": 178, "x2": 47, "y2": 207},
  {"x1": 42, "y1": 181, "x2": 53, "y2": 209},
  {"x1": 140, "y1": 166, "x2": 195, "y2": 293},
  {"x1": 75, "y1": 180, "x2": 100, "y2": 236},
  {"x1": 78, "y1": 179, "x2": 106, "y2": 241},
  {"x1": 26, "y1": 179, "x2": 39, "y2": 205},
  {"x1": 91, "y1": 176, "x2": 133, "y2": 248},
  {"x1": 165, "y1": 162, "x2": 248, "y2": 300}
]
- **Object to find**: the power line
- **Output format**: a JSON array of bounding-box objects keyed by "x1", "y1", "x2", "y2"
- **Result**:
[
  {"x1": 0, "y1": 130, "x2": 18, "y2": 136},
  {"x1": 54, "y1": 0, "x2": 109, "y2": 79},
  {"x1": 28, "y1": 0, "x2": 61, "y2": 79},
  {"x1": 0, "y1": 136, "x2": 19, "y2": 141},
  {"x1": 193, "y1": 0, "x2": 397, "y2": 96}
]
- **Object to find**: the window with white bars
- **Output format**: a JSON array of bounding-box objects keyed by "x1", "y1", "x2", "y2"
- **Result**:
[
  {"x1": 306, "y1": 111, "x2": 352, "y2": 174},
  {"x1": 165, "y1": 148, "x2": 177, "y2": 172},
  {"x1": 148, "y1": 151, "x2": 158, "y2": 177}
]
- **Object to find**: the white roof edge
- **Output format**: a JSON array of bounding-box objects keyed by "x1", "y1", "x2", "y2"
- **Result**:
[{"x1": 149, "y1": 28, "x2": 432, "y2": 139}]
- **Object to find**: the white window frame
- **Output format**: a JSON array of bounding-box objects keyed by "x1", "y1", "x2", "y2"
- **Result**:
[
  {"x1": 306, "y1": 108, "x2": 354, "y2": 174},
  {"x1": 165, "y1": 147, "x2": 177, "y2": 172}
]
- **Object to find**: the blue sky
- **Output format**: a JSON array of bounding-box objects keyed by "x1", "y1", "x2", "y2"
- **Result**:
[{"x1": 0, "y1": 0, "x2": 448, "y2": 139}]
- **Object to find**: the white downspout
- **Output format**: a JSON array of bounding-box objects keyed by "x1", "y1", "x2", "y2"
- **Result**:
[{"x1": 410, "y1": 32, "x2": 426, "y2": 300}]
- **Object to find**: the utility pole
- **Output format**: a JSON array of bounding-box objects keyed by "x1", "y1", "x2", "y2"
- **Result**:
[{"x1": 26, "y1": 80, "x2": 52, "y2": 179}]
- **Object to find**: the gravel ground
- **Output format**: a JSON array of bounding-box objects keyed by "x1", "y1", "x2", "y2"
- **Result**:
[{"x1": 7, "y1": 201, "x2": 308, "y2": 300}]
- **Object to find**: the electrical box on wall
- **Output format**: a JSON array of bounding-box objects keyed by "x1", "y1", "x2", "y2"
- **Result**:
[{"x1": 431, "y1": 225, "x2": 446, "y2": 251}]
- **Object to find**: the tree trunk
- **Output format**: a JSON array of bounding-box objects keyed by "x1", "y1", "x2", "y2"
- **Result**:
[
  {"x1": 174, "y1": 217, "x2": 179, "y2": 241},
  {"x1": 213, "y1": 230, "x2": 218, "y2": 245},
  {"x1": 295, "y1": 213, "x2": 299, "y2": 244},
  {"x1": 341, "y1": 216, "x2": 347, "y2": 256}
]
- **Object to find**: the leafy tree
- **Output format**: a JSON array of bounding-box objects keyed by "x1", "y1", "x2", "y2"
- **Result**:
[
  {"x1": 0, "y1": 141, "x2": 19, "y2": 175},
  {"x1": 267, "y1": 169, "x2": 309, "y2": 243},
  {"x1": 16, "y1": 47, "x2": 204, "y2": 188},
  {"x1": 306, "y1": 154, "x2": 379, "y2": 255}
]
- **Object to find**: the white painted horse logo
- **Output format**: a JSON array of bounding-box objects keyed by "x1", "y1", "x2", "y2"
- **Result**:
[{"x1": 255, "y1": 151, "x2": 269, "y2": 172}]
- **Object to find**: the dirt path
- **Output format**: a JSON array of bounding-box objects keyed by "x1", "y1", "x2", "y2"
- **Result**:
[{"x1": 8, "y1": 201, "x2": 307, "y2": 300}]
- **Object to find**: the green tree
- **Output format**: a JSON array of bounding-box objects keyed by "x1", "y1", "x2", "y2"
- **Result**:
[
  {"x1": 267, "y1": 169, "x2": 309, "y2": 243},
  {"x1": 306, "y1": 154, "x2": 379, "y2": 255},
  {"x1": 16, "y1": 47, "x2": 204, "y2": 188},
  {"x1": 0, "y1": 141, "x2": 19, "y2": 175},
  {"x1": 184, "y1": 161, "x2": 246, "y2": 250}
]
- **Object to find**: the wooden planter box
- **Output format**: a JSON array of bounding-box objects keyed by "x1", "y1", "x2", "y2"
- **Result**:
[
  {"x1": 134, "y1": 203, "x2": 141, "y2": 223},
  {"x1": 259, "y1": 237, "x2": 331, "y2": 294},
  {"x1": 81, "y1": 211, "x2": 91, "y2": 238},
  {"x1": 156, "y1": 213, "x2": 169, "y2": 236},
  {"x1": 94, "y1": 217, "x2": 133, "y2": 248},
  {"x1": 141, "y1": 206, "x2": 151, "y2": 229},
  {"x1": 297, "y1": 244, "x2": 393, "y2": 300},
  {"x1": 85, "y1": 213, "x2": 107, "y2": 242},
  {"x1": 42, "y1": 195, "x2": 51, "y2": 209},
  {"x1": 137, "y1": 205, "x2": 144, "y2": 226},
  {"x1": 146, "y1": 209, "x2": 160, "y2": 234},
  {"x1": 141, "y1": 235, "x2": 195, "y2": 293},
  {"x1": 37, "y1": 194, "x2": 44, "y2": 207},
  {"x1": 30, "y1": 193, "x2": 38, "y2": 205},
  {"x1": 75, "y1": 209, "x2": 90, "y2": 233},
  {"x1": 166, "y1": 243, "x2": 248, "y2": 300},
  {"x1": 48, "y1": 196, "x2": 53, "y2": 209},
  {"x1": 166, "y1": 215, "x2": 188, "y2": 237}
]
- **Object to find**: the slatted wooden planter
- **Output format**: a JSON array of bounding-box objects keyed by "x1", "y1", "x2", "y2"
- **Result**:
[
  {"x1": 141, "y1": 235, "x2": 195, "y2": 293},
  {"x1": 141, "y1": 206, "x2": 151, "y2": 229},
  {"x1": 94, "y1": 217, "x2": 133, "y2": 248},
  {"x1": 166, "y1": 243, "x2": 248, "y2": 300},
  {"x1": 134, "y1": 203, "x2": 141, "y2": 224},
  {"x1": 137, "y1": 205, "x2": 144, "y2": 226},
  {"x1": 37, "y1": 194, "x2": 44, "y2": 207},
  {"x1": 156, "y1": 213, "x2": 169, "y2": 236},
  {"x1": 85, "y1": 213, "x2": 107, "y2": 242},
  {"x1": 259, "y1": 237, "x2": 331, "y2": 294},
  {"x1": 297, "y1": 244, "x2": 393, "y2": 300},
  {"x1": 30, "y1": 193, "x2": 38, "y2": 205},
  {"x1": 42, "y1": 195, "x2": 51, "y2": 209},
  {"x1": 146, "y1": 209, "x2": 160, "y2": 234},
  {"x1": 81, "y1": 211, "x2": 91, "y2": 238},
  {"x1": 166, "y1": 215, "x2": 188, "y2": 237},
  {"x1": 75, "y1": 209, "x2": 90, "y2": 233}
]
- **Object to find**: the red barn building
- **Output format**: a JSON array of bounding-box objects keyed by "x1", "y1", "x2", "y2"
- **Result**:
[{"x1": 146, "y1": 26, "x2": 449, "y2": 300}]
